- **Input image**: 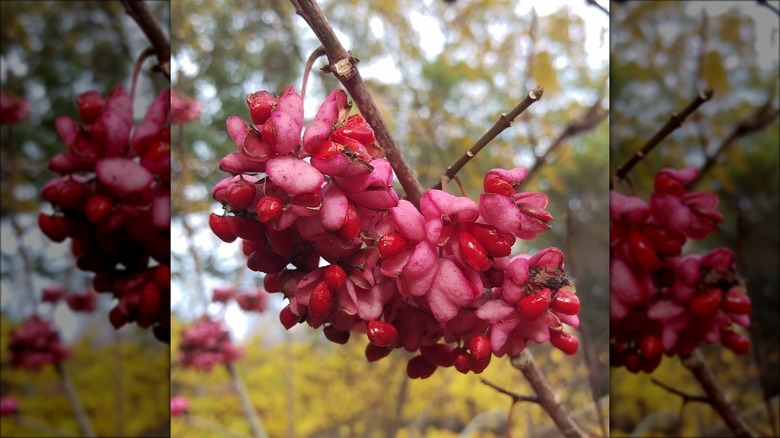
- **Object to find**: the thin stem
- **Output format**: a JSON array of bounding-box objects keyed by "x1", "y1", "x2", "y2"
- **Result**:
[
  {"x1": 301, "y1": 46, "x2": 326, "y2": 101},
  {"x1": 480, "y1": 378, "x2": 539, "y2": 403},
  {"x1": 225, "y1": 362, "x2": 269, "y2": 438},
  {"x1": 432, "y1": 87, "x2": 544, "y2": 191},
  {"x1": 612, "y1": 88, "x2": 713, "y2": 188},
  {"x1": 526, "y1": 97, "x2": 607, "y2": 183},
  {"x1": 510, "y1": 350, "x2": 587, "y2": 438},
  {"x1": 757, "y1": 0, "x2": 780, "y2": 16},
  {"x1": 680, "y1": 350, "x2": 758, "y2": 438},
  {"x1": 585, "y1": 0, "x2": 609, "y2": 16},
  {"x1": 692, "y1": 98, "x2": 779, "y2": 187},
  {"x1": 119, "y1": 0, "x2": 170, "y2": 79},
  {"x1": 292, "y1": 0, "x2": 424, "y2": 206},
  {"x1": 130, "y1": 47, "x2": 156, "y2": 106},
  {"x1": 55, "y1": 362, "x2": 97, "y2": 437},
  {"x1": 650, "y1": 378, "x2": 709, "y2": 403}
]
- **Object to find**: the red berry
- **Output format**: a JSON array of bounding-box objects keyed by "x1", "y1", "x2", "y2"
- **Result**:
[
  {"x1": 469, "y1": 335, "x2": 491, "y2": 362},
  {"x1": 256, "y1": 196, "x2": 284, "y2": 223},
  {"x1": 108, "y1": 305, "x2": 128, "y2": 330},
  {"x1": 76, "y1": 90, "x2": 105, "y2": 124},
  {"x1": 453, "y1": 348, "x2": 471, "y2": 373},
  {"x1": 323, "y1": 325, "x2": 350, "y2": 344},
  {"x1": 279, "y1": 306, "x2": 301, "y2": 330},
  {"x1": 39, "y1": 213, "x2": 68, "y2": 243},
  {"x1": 209, "y1": 213, "x2": 237, "y2": 243},
  {"x1": 260, "y1": 118, "x2": 276, "y2": 147},
  {"x1": 226, "y1": 180, "x2": 256, "y2": 211},
  {"x1": 550, "y1": 291, "x2": 580, "y2": 315},
  {"x1": 483, "y1": 176, "x2": 515, "y2": 196},
  {"x1": 246, "y1": 90, "x2": 276, "y2": 126},
  {"x1": 85, "y1": 195, "x2": 113, "y2": 223},
  {"x1": 230, "y1": 216, "x2": 266, "y2": 241},
  {"x1": 628, "y1": 230, "x2": 662, "y2": 272},
  {"x1": 723, "y1": 289, "x2": 751, "y2": 315},
  {"x1": 640, "y1": 334, "x2": 662, "y2": 359},
  {"x1": 137, "y1": 282, "x2": 161, "y2": 329},
  {"x1": 323, "y1": 265, "x2": 347, "y2": 290},
  {"x1": 468, "y1": 223, "x2": 513, "y2": 257},
  {"x1": 55, "y1": 179, "x2": 86, "y2": 211},
  {"x1": 406, "y1": 355, "x2": 437, "y2": 379},
  {"x1": 378, "y1": 232, "x2": 408, "y2": 259},
  {"x1": 469, "y1": 353, "x2": 491, "y2": 374},
  {"x1": 419, "y1": 343, "x2": 456, "y2": 368},
  {"x1": 365, "y1": 343, "x2": 393, "y2": 362},
  {"x1": 643, "y1": 224, "x2": 685, "y2": 257},
  {"x1": 721, "y1": 329, "x2": 750, "y2": 355},
  {"x1": 642, "y1": 354, "x2": 662, "y2": 373},
  {"x1": 337, "y1": 204, "x2": 359, "y2": 241},
  {"x1": 332, "y1": 114, "x2": 375, "y2": 145},
  {"x1": 314, "y1": 140, "x2": 341, "y2": 160},
  {"x1": 654, "y1": 172, "x2": 686, "y2": 196},
  {"x1": 689, "y1": 289, "x2": 722, "y2": 316},
  {"x1": 517, "y1": 289, "x2": 552, "y2": 319},
  {"x1": 459, "y1": 229, "x2": 488, "y2": 270},
  {"x1": 366, "y1": 320, "x2": 398, "y2": 347},
  {"x1": 263, "y1": 272, "x2": 282, "y2": 292},
  {"x1": 625, "y1": 352, "x2": 642, "y2": 373},
  {"x1": 549, "y1": 329, "x2": 579, "y2": 355},
  {"x1": 308, "y1": 282, "x2": 333, "y2": 323}
]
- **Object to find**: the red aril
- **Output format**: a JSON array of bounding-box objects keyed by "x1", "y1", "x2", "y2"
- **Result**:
[
  {"x1": 723, "y1": 289, "x2": 751, "y2": 315},
  {"x1": 483, "y1": 176, "x2": 515, "y2": 196},
  {"x1": 469, "y1": 335, "x2": 491, "y2": 362},
  {"x1": 85, "y1": 195, "x2": 113, "y2": 223},
  {"x1": 365, "y1": 343, "x2": 393, "y2": 362},
  {"x1": 549, "y1": 329, "x2": 579, "y2": 355},
  {"x1": 225, "y1": 180, "x2": 256, "y2": 211},
  {"x1": 721, "y1": 329, "x2": 750, "y2": 355},
  {"x1": 517, "y1": 289, "x2": 552, "y2": 320},
  {"x1": 378, "y1": 232, "x2": 408, "y2": 259},
  {"x1": 640, "y1": 334, "x2": 662, "y2": 359},
  {"x1": 459, "y1": 229, "x2": 488, "y2": 270},
  {"x1": 689, "y1": 289, "x2": 722, "y2": 316},
  {"x1": 38, "y1": 213, "x2": 68, "y2": 242},
  {"x1": 550, "y1": 290, "x2": 580, "y2": 315},
  {"x1": 209, "y1": 213, "x2": 237, "y2": 243},
  {"x1": 323, "y1": 265, "x2": 347, "y2": 290},
  {"x1": 367, "y1": 320, "x2": 398, "y2": 347},
  {"x1": 256, "y1": 196, "x2": 284, "y2": 223},
  {"x1": 406, "y1": 355, "x2": 437, "y2": 379},
  {"x1": 323, "y1": 325, "x2": 350, "y2": 344},
  {"x1": 308, "y1": 282, "x2": 333, "y2": 322}
]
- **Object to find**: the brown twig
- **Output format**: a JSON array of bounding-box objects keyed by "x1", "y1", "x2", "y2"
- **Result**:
[
  {"x1": 526, "y1": 97, "x2": 607, "y2": 183},
  {"x1": 55, "y1": 362, "x2": 96, "y2": 437},
  {"x1": 480, "y1": 378, "x2": 539, "y2": 403},
  {"x1": 585, "y1": 0, "x2": 609, "y2": 16},
  {"x1": 612, "y1": 88, "x2": 714, "y2": 189},
  {"x1": 510, "y1": 350, "x2": 587, "y2": 438},
  {"x1": 431, "y1": 87, "x2": 544, "y2": 191},
  {"x1": 680, "y1": 350, "x2": 759, "y2": 438},
  {"x1": 225, "y1": 362, "x2": 269, "y2": 438},
  {"x1": 691, "y1": 98, "x2": 779, "y2": 187},
  {"x1": 650, "y1": 378, "x2": 709, "y2": 404},
  {"x1": 119, "y1": 0, "x2": 171, "y2": 79},
  {"x1": 757, "y1": 0, "x2": 780, "y2": 16},
  {"x1": 292, "y1": 0, "x2": 424, "y2": 206}
]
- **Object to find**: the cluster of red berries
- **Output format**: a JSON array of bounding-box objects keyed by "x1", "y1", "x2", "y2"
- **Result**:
[
  {"x1": 40, "y1": 286, "x2": 99, "y2": 313},
  {"x1": 177, "y1": 316, "x2": 243, "y2": 372},
  {"x1": 210, "y1": 286, "x2": 269, "y2": 312},
  {"x1": 39, "y1": 86, "x2": 171, "y2": 343},
  {"x1": 209, "y1": 85, "x2": 580, "y2": 378},
  {"x1": 7, "y1": 316, "x2": 70, "y2": 372},
  {"x1": 610, "y1": 168, "x2": 751, "y2": 373}
]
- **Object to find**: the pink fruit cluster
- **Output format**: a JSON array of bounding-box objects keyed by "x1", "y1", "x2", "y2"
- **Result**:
[
  {"x1": 0, "y1": 92, "x2": 30, "y2": 125},
  {"x1": 0, "y1": 396, "x2": 18, "y2": 417},
  {"x1": 171, "y1": 91, "x2": 202, "y2": 125},
  {"x1": 7, "y1": 316, "x2": 70, "y2": 372},
  {"x1": 39, "y1": 86, "x2": 171, "y2": 343},
  {"x1": 209, "y1": 85, "x2": 580, "y2": 378},
  {"x1": 211, "y1": 286, "x2": 269, "y2": 312},
  {"x1": 610, "y1": 168, "x2": 751, "y2": 373},
  {"x1": 170, "y1": 396, "x2": 189, "y2": 417},
  {"x1": 177, "y1": 316, "x2": 243, "y2": 372}
]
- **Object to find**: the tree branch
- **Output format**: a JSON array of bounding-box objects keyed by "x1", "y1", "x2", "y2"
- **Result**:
[
  {"x1": 226, "y1": 362, "x2": 269, "y2": 438},
  {"x1": 692, "y1": 98, "x2": 779, "y2": 187},
  {"x1": 55, "y1": 362, "x2": 96, "y2": 437},
  {"x1": 650, "y1": 378, "x2": 709, "y2": 404},
  {"x1": 757, "y1": 0, "x2": 780, "y2": 17},
  {"x1": 510, "y1": 350, "x2": 587, "y2": 438},
  {"x1": 680, "y1": 350, "x2": 758, "y2": 438},
  {"x1": 585, "y1": 0, "x2": 609, "y2": 16},
  {"x1": 526, "y1": 97, "x2": 607, "y2": 183},
  {"x1": 612, "y1": 88, "x2": 713, "y2": 188},
  {"x1": 292, "y1": 0, "x2": 424, "y2": 206},
  {"x1": 432, "y1": 87, "x2": 544, "y2": 191},
  {"x1": 119, "y1": 0, "x2": 170, "y2": 79}
]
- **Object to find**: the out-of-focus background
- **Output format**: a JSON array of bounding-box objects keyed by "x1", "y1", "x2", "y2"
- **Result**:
[
  {"x1": 1, "y1": 1, "x2": 170, "y2": 436},
  {"x1": 170, "y1": 0, "x2": 609, "y2": 436},
  {"x1": 610, "y1": 1, "x2": 779, "y2": 436}
]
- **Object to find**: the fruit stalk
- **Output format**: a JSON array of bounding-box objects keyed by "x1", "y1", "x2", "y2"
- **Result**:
[{"x1": 291, "y1": 0, "x2": 424, "y2": 206}]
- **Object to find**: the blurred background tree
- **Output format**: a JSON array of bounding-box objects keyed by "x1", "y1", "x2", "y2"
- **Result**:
[
  {"x1": 1, "y1": 1, "x2": 170, "y2": 436},
  {"x1": 610, "y1": 1, "x2": 779, "y2": 436},
  {"x1": 171, "y1": 0, "x2": 609, "y2": 436}
]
